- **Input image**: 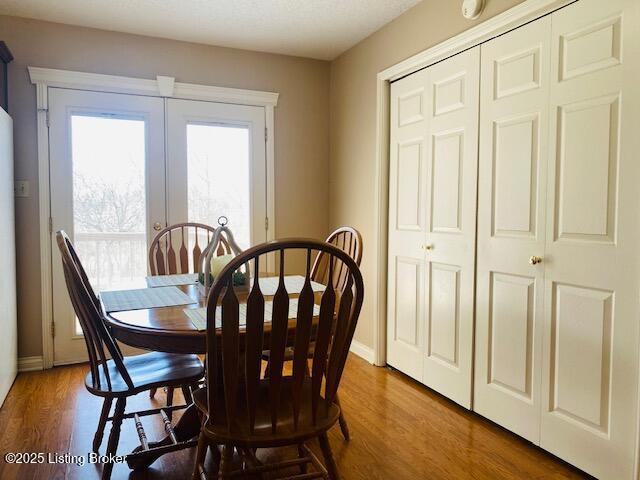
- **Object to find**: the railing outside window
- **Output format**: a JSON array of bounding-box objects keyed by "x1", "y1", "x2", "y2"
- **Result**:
[{"x1": 74, "y1": 231, "x2": 147, "y2": 291}]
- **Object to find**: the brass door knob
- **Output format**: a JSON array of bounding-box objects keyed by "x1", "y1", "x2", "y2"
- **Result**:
[
  {"x1": 528, "y1": 255, "x2": 543, "y2": 265},
  {"x1": 153, "y1": 222, "x2": 163, "y2": 231},
  {"x1": 421, "y1": 244, "x2": 434, "y2": 251}
]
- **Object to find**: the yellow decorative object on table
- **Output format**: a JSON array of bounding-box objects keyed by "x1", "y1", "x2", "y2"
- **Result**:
[{"x1": 210, "y1": 253, "x2": 235, "y2": 279}]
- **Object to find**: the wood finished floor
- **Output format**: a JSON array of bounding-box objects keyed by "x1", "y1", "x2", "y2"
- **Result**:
[{"x1": 0, "y1": 354, "x2": 588, "y2": 479}]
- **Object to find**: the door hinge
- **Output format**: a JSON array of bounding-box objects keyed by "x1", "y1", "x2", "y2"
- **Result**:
[
  {"x1": 46, "y1": 110, "x2": 50, "y2": 128},
  {"x1": 51, "y1": 321, "x2": 55, "y2": 338},
  {"x1": 264, "y1": 127, "x2": 268, "y2": 141},
  {"x1": 48, "y1": 217, "x2": 53, "y2": 234},
  {"x1": 265, "y1": 217, "x2": 269, "y2": 231},
  {"x1": 38, "y1": 108, "x2": 49, "y2": 127}
]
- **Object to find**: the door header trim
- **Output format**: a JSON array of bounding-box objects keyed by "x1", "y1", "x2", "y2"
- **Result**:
[{"x1": 28, "y1": 67, "x2": 279, "y2": 107}]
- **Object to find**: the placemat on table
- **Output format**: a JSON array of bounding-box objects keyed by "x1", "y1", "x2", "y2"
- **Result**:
[
  {"x1": 146, "y1": 273, "x2": 199, "y2": 287},
  {"x1": 100, "y1": 286, "x2": 196, "y2": 313}
]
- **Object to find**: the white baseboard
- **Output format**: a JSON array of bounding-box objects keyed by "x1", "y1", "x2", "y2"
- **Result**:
[
  {"x1": 52, "y1": 357, "x2": 88, "y2": 367},
  {"x1": 349, "y1": 340, "x2": 375, "y2": 364},
  {"x1": 18, "y1": 356, "x2": 44, "y2": 372},
  {"x1": 20, "y1": 345, "x2": 374, "y2": 371}
]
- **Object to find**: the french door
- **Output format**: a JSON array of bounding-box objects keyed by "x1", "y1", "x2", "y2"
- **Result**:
[
  {"x1": 166, "y1": 98, "x2": 267, "y2": 249},
  {"x1": 50, "y1": 89, "x2": 166, "y2": 365},
  {"x1": 49, "y1": 88, "x2": 267, "y2": 365}
]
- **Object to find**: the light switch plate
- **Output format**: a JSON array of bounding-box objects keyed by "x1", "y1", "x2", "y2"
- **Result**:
[{"x1": 14, "y1": 180, "x2": 30, "y2": 198}]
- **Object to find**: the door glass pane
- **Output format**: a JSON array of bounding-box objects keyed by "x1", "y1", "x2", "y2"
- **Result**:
[
  {"x1": 187, "y1": 123, "x2": 251, "y2": 249},
  {"x1": 71, "y1": 115, "x2": 147, "y2": 308}
]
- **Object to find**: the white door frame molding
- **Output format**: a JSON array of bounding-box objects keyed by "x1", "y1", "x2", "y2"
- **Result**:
[
  {"x1": 29, "y1": 67, "x2": 279, "y2": 369},
  {"x1": 372, "y1": 0, "x2": 575, "y2": 367}
]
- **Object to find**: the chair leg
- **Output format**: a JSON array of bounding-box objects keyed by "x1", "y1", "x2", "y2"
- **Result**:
[
  {"x1": 318, "y1": 433, "x2": 340, "y2": 480},
  {"x1": 210, "y1": 443, "x2": 221, "y2": 477},
  {"x1": 149, "y1": 387, "x2": 157, "y2": 399},
  {"x1": 220, "y1": 444, "x2": 234, "y2": 478},
  {"x1": 334, "y1": 394, "x2": 350, "y2": 441},
  {"x1": 102, "y1": 397, "x2": 126, "y2": 480},
  {"x1": 182, "y1": 384, "x2": 194, "y2": 405},
  {"x1": 298, "y1": 443, "x2": 307, "y2": 473},
  {"x1": 166, "y1": 387, "x2": 174, "y2": 420},
  {"x1": 191, "y1": 431, "x2": 208, "y2": 480},
  {"x1": 93, "y1": 397, "x2": 112, "y2": 453}
]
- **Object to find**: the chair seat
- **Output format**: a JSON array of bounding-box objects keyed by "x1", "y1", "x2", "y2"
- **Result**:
[
  {"x1": 85, "y1": 351, "x2": 204, "y2": 396},
  {"x1": 193, "y1": 377, "x2": 340, "y2": 447}
]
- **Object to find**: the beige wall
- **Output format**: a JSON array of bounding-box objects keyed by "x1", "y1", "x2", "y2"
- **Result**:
[
  {"x1": 1, "y1": 15, "x2": 330, "y2": 358},
  {"x1": 328, "y1": 0, "x2": 525, "y2": 349}
]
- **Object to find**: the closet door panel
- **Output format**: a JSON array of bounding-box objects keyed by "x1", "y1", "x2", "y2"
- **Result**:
[
  {"x1": 488, "y1": 272, "x2": 535, "y2": 399},
  {"x1": 422, "y1": 46, "x2": 479, "y2": 409},
  {"x1": 474, "y1": 16, "x2": 551, "y2": 443},
  {"x1": 387, "y1": 69, "x2": 429, "y2": 381},
  {"x1": 540, "y1": 0, "x2": 640, "y2": 477}
]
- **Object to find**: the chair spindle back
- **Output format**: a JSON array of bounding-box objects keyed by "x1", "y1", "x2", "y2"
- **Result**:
[
  {"x1": 205, "y1": 239, "x2": 364, "y2": 436},
  {"x1": 149, "y1": 222, "x2": 230, "y2": 276},
  {"x1": 311, "y1": 227, "x2": 362, "y2": 293}
]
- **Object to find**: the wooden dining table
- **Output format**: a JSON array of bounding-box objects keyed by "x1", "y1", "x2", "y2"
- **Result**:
[{"x1": 104, "y1": 278, "x2": 322, "y2": 470}]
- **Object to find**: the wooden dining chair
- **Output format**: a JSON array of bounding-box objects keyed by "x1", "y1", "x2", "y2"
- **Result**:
[
  {"x1": 148, "y1": 221, "x2": 229, "y2": 402},
  {"x1": 262, "y1": 226, "x2": 362, "y2": 440},
  {"x1": 56, "y1": 231, "x2": 205, "y2": 479},
  {"x1": 148, "y1": 222, "x2": 230, "y2": 276},
  {"x1": 311, "y1": 226, "x2": 363, "y2": 293},
  {"x1": 192, "y1": 239, "x2": 364, "y2": 480}
]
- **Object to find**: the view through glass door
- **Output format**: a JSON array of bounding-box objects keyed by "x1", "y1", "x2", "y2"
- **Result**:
[
  {"x1": 70, "y1": 115, "x2": 150, "y2": 290},
  {"x1": 166, "y1": 98, "x2": 267, "y2": 249},
  {"x1": 49, "y1": 89, "x2": 267, "y2": 365}
]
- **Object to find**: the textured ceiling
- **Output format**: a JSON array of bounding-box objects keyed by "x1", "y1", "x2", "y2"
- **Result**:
[{"x1": 0, "y1": 0, "x2": 423, "y2": 60}]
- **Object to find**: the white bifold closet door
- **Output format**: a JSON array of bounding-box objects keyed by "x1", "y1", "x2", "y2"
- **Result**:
[
  {"x1": 387, "y1": 47, "x2": 479, "y2": 408},
  {"x1": 474, "y1": 0, "x2": 640, "y2": 478},
  {"x1": 539, "y1": 0, "x2": 640, "y2": 477},
  {"x1": 474, "y1": 16, "x2": 551, "y2": 443},
  {"x1": 388, "y1": 0, "x2": 640, "y2": 476},
  {"x1": 387, "y1": 66, "x2": 429, "y2": 382}
]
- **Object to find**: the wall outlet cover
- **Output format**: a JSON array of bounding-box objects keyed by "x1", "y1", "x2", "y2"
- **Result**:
[{"x1": 14, "y1": 180, "x2": 29, "y2": 197}]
